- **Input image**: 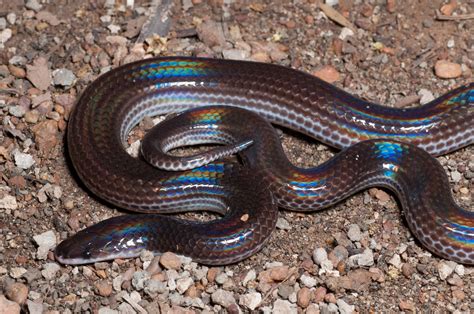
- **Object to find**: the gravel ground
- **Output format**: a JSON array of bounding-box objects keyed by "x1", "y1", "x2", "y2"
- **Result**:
[{"x1": 0, "y1": 0, "x2": 473, "y2": 313}]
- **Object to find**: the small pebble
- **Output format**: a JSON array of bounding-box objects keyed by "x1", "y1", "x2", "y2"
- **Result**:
[
  {"x1": 269, "y1": 266, "x2": 289, "y2": 281},
  {"x1": 10, "y1": 267, "x2": 27, "y2": 279},
  {"x1": 239, "y1": 292, "x2": 261, "y2": 310},
  {"x1": 211, "y1": 289, "x2": 236, "y2": 307},
  {"x1": 0, "y1": 28, "x2": 12, "y2": 45},
  {"x1": 450, "y1": 170, "x2": 461, "y2": 183},
  {"x1": 296, "y1": 287, "x2": 311, "y2": 308},
  {"x1": 196, "y1": 20, "x2": 226, "y2": 47},
  {"x1": 313, "y1": 286, "x2": 327, "y2": 303},
  {"x1": 276, "y1": 217, "x2": 291, "y2": 230},
  {"x1": 399, "y1": 299, "x2": 415, "y2": 311},
  {"x1": 401, "y1": 263, "x2": 415, "y2": 278},
  {"x1": 272, "y1": 299, "x2": 297, "y2": 314},
  {"x1": 300, "y1": 274, "x2": 317, "y2": 288},
  {"x1": 347, "y1": 224, "x2": 362, "y2": 242},
  {"x1": 312, "y1": 65, "x2": 340, "y2": 83},
  {"x1": 0, "y1": 295, "x2": 20, "y2": 314},
  {"x1": 41, "y1": 263, "x2": 60, "y2": 280},
  {"x1": 144, "y1": 279, "x2": 168, "y2": 296},
  {"x1": 25, "y1": 0, "x2": 43, "y2": 11},
  {"x1": 388, "y1": 254, "x2": 402, "y2": 269},
  {"x1": 222, "y1": 49, "x2": 250, "y2": 61},
  {"x1": 337, "y1": 299, "x2": 355, "y2": 314},
  {"x1": 339, "y1": 27, "x2": 354, "y2": 40},
  {"x1": 5, "y1": 282, "x2": 28, "y2": 304},
  {"x1": 0, "y1": 195, "x2": 18, "y2": 210},
  {"x1": 0, "y1": 17, "x2": 7, "y2": 31},
  {"x1": 437, "y1": 261, "x2": 457, "y2": 280},
  {"x1": 7, "y1": 13, "x2": 16, "y2": 25},
  {"x1": 13, "y1": 150, "x2": 35, "y2": 169},
  {"x1": 176, "y1": 277, "x2": 193, "y2": 294},
  {"x1": 52, "y1": 68, "x2": 76, "y2": 86},
  {"x1": 33, "y1": 230, "x2": 56, "y2": 260},
  {"x1": 277, "y1": 284, "x2": 293, "y2": 299},
  {"x1": 242, "y1": 269, "x2": 256, "y2": 286},
  {"x1": 95, "y1": 280, "x2": 113, "y2": 297},
  {"x1": 160, "y1": 252, "x2": 182, "y2": 270},
  {"x1": 312, "y1": 248, "x2": 328, "y2": 265},
  {"x1": 434, "y1": 60, "x2": 462, "y2": 79},
  {"x1": 353, "y1": 248, "x2": 374, "y2": 267},
  {"x1": 418, "y1": 88, "x2": 435, "y2": 105},
  {"x1": 131, "y1": 270, "x2": 151, "y2": 290}
]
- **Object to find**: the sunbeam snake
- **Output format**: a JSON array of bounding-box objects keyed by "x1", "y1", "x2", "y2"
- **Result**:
[{"x1": 54, "y1": 57, "x2": 474, "y2": 265}]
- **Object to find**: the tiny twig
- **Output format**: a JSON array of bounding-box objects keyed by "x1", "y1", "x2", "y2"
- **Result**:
[
  {"x1": 436, "y1": 11, "x2": 474, "y2": 21},
  {"x1": 317, "y1": 1, "x2": 356, "y2": 32}
]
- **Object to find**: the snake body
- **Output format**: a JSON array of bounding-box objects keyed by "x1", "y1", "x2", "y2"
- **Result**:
[{"x1": 55, "y1": 57, "x2": 474, "y2": 265}]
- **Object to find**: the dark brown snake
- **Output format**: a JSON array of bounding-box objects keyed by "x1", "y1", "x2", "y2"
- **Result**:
[{"x1": 54, "y1": 57, "x2": 474, "y2": 265}]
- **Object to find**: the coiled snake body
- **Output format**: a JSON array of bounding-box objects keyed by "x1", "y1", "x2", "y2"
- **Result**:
[{"x1": 55, "y1": 57, "x2": 474, "y2": 265}]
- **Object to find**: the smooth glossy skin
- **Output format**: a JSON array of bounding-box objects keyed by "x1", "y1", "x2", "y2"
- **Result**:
[{"x1": 55, "y1": 57, "x2": 473, "y2": 265}]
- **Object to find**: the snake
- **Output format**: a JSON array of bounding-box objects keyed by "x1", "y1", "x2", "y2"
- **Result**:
[{"x1": 54, "y1": 57, "x2": 474, "y2": 265}]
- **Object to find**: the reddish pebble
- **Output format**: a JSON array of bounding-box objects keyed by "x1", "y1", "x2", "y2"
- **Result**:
[
  {"x1": 285, "y1": 20, "x2": 296, "y2": 29},
  {"x1": 434, "y1": 60, "x2": 462, "y2": 79},
  {"x1": 5, "y1": 282, "x2": 28, "y2": 304},
  {"x1": 297, "y1": 287, "x2": 311, "y2": 308},
  {"x1": 0, "y1": 295, "x2": 20, "y2": 314},
  {"x1": 386, "y1": 0, "x2": 396, "y2": 12},
  {"x1": 312, "y1": 65, "x2": 340, "y2": 83},
  {"x1": 313, "y1": 286, "x2": 327, "y2": 303},
  {"x1": 207, "y1": 267, "x2": 221, "y2": 283},
  {"x1": 324, "y1": 292, "x2": 337, "y2": 304},
  {"x1": 269, "y1": 266, "x2": 290, "y2": 281},
  {"x1": 159, "y1": 252, "x2": 181, "y2": 270},
  {"x1": 95, "y1": 280, "x2": 112, "y2": 297},
  {"x1": 440, "y1": 0, "x2": 457, "y2": 16},
  {"x1": 399, "y1": 299, "x2": 415, "y2": 311}
]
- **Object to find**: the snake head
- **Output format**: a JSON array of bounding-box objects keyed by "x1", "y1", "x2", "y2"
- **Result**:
[{"x1": 55, "y1": 215, "x2": 150, "y2": 265}]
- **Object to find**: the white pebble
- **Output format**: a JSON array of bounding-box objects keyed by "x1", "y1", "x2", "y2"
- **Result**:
[
  {"x1": 325, "y1": 0, "x2": 339, "y2": 6},
  {"x1": 347, "y1": 224, "x2": 362, "y2": 242},
  {"x1": 388, "y1": 254, "x2": 402, "y2": 269},
  {"x1": 447, "y1": 38, "x2": 455, "y2": 48},
  {"x1": 41, "y1": 263, "x2": 60, "y2": 280},
  {"x1": 0, "y1": 18, "x2": 6, "y2": 31},
  {"x1": 454, "y1": 264, "x2": 465, "y2": 277},
  {"x1": 0, "y1": 195, "x2": 18, "y2": 210},
  {"x1": 7, "y1": 13, "x2": 17, "y2": 25},
  {"x1": 312, "y1": 247, "x2": 328, "y2": 265},
  {"x1": 337, "y1": 299, "x2": 355, "y2": 314},
  {"x1": 33, "y1": 230, "x2": 57, "y2": 260},
  {"x1": 418, "y1": 88, "x2": 435, "y2": 105},
  {"x1": 239, "y1": 292, "x2": 261, "y2": 310},
  {"x1": 211, "y1": 289, "x2": 236, "y2": 307},
  {"x1": 272, "y1": 299, "x2": 297, "y2": 314},
  {"x1": 276, "y1": 217, "x2": 291, "y2": 230},
  {"x1": 0, "y1": 28, "x2": 12, "y2": 45},
  {"x1": 242, "y1": 269, "x2": 256, "y2": 286},
  {"x1": 10, "y1": 267, "x2": 27, "y2": 278},
  {"x1": 13, "y1": 150, "x2": 35, "y2": 169},
  {"x1": 299, "y1": 274, "x2": 317, "y2": 288},
  {"x1": 338, "y1": 27, "x2": 354, "y2": 40},
  {"x1": 107, "y1": 24, "x2": 121, "y2": 34},
  {"x1": 437, "y1": 261, "x2": 457, "y2": 280},
  {"x1": 98, "y1": 307, "x2": 119, "y2": 314},
  {"x1": 450, "y1": 170, "x2": 462, "y2": 183},
  {"x1": 176, "y1": 277, "x2": 193, "y2": 294}
]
